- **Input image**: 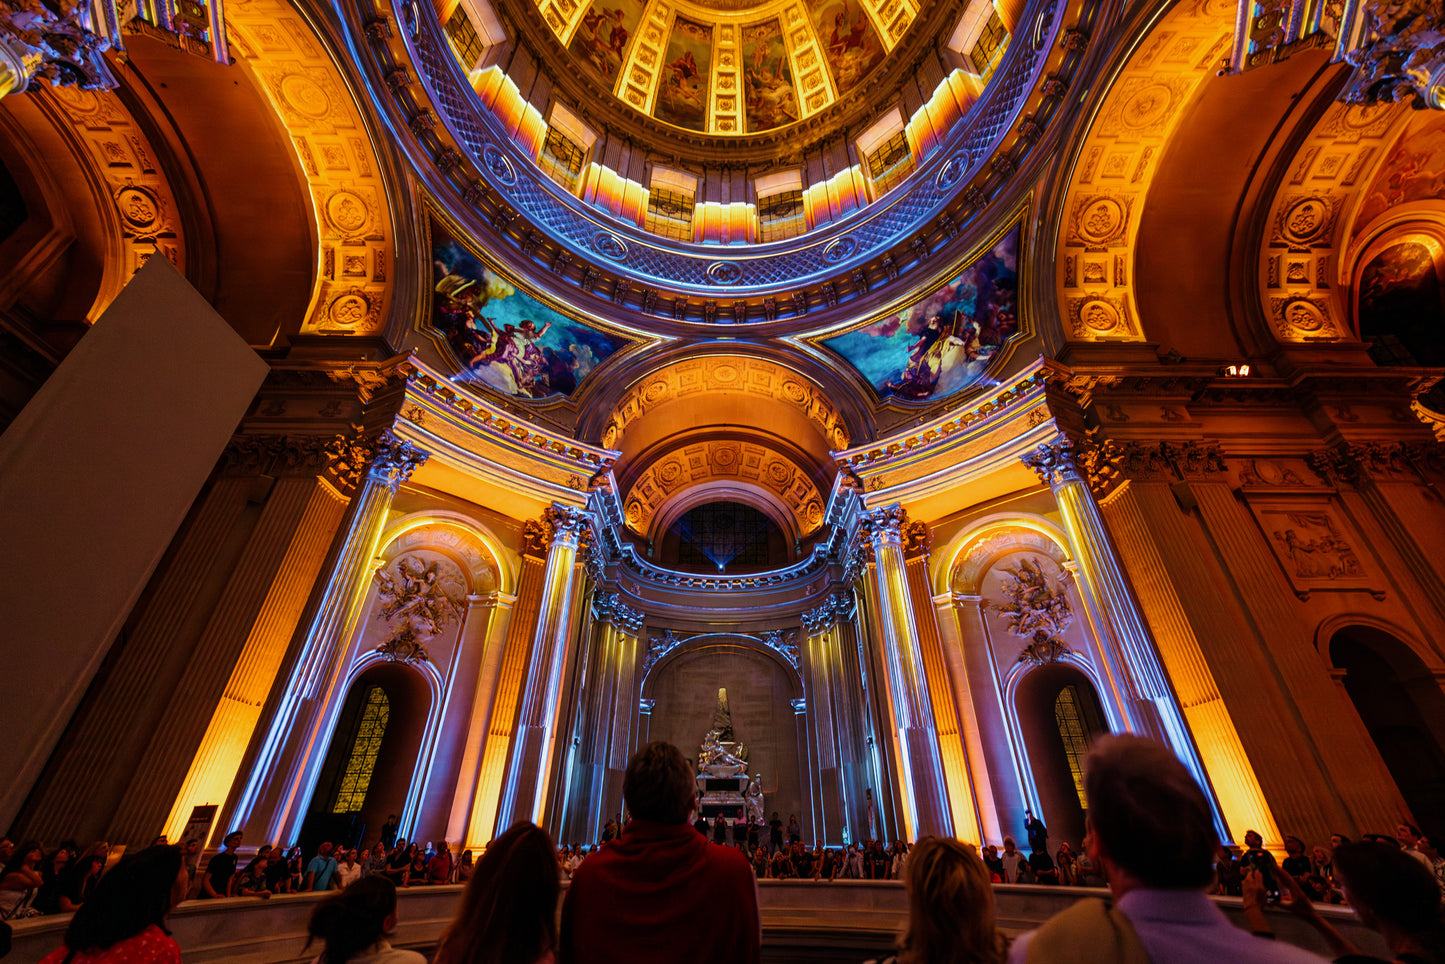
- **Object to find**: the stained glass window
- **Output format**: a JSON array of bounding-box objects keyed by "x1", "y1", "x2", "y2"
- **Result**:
[
  {"x1": 1054, "y1": 685, "x2": 1093, "y2": 810},
  {"x1": 646, "y1": 187, "x2": 695, "y2": 241},
  {"x1": 332, "y1": 685, "x2": 389, "y2": 814},
  {"x1": 866, "y1": 131, "x2": 914, "y2": 197}
]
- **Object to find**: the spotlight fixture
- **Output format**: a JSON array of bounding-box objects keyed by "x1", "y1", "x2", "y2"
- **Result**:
[{"x1": 1221, "y1": 364, "x2": 1252, "y2": 378}]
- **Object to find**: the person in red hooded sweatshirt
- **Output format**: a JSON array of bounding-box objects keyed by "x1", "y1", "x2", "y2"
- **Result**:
[{"x1": 560, "y1": 740, "x2": 761, "y2": 964}]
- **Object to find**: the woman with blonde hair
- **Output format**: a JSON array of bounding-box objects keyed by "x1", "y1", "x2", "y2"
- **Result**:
[{"x1": 869, "y1": 837, "x2": 1007, "y2": 964}]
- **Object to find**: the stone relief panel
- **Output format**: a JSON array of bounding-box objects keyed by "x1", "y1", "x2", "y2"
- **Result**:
[
  {"x1": 976, "y1": 548, "x2": 1088, "y2": 671},
  {"x1": 1055, "y1": 0, "x2": 1235, "y2": 342},
  {"x1": 1246, "y1": 498, "x2": 1380, "y2": 597},
  {"x1": 224, "y1": 0, "x2": 392, "y2": 335}
]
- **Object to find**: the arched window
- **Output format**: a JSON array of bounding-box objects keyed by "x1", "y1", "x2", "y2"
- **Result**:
[
  {"x1": 332, "y1": 685, "x2": 389, "y2": 814},
  {"x1": 1054, "y1": 684, "x2": 1095, "y2": 810}
]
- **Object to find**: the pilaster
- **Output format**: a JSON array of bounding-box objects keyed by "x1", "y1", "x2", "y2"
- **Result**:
[
  {"x1": 495, "y1": 504, "x2": 590, "y2": 831},
  {"x1": 447, "y1": 590, "x2": 517, "y2": 850}
]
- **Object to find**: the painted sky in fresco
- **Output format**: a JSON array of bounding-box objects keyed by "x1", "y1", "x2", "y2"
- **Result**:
[
  {"x1": 821, "y1": 225, "x2": 1020, "y2": 401},
  {"x1": 432, "y1": 226, "x2": 629, "y2": 399}
]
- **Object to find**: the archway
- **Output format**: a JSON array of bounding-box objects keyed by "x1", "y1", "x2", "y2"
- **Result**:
[
  {"x1": 305, "y1": 662, "x2": 433, "y2": 853},
  {"x1": 644, "y1": 642, "x2": 803, "y2": 836},
  {"x1": 1330, "y1": 625, "x2": 1445, "y2": 842},
  {"x1": 1015, "y1": 662, "x2": 1107, "y2": 852}
]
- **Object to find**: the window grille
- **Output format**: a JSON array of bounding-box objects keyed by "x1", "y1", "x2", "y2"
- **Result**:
[
  {"x1": 865, "y1": 130, "x2": 914, "y2": 196},
  {"x1": 444, "y1": 12, "x2": 484, "y2": 70},
  {"x1": 1054, "y1": 685, "x2": 1093, "y2": 810},
  {"x1": 758, "y1": 189, "x2": 806, "y2": 242},
  {"x1": 970, "y1": 10, "x2": 1009, "y2": 79},
  {"x1": 646, "y1": 187, "x2": 696, "y2": 241},
  {"x1": 538, "y1": 127, "x2": 586, "y2": 190}
]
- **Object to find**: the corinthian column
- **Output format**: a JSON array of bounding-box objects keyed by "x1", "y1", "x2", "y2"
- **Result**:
[
  {"x1": 1020, "y1": 437, "x2": 1225, "y2": 837},
  {"x1": 495, "y1": 504, "x2": 589, "y2": 831},
  {"x1": 859, "y1": 505, "x2": 952, "y2": 839},
  {"x1": 227, "y1": 431, "x2": 428, "y2": 844}
]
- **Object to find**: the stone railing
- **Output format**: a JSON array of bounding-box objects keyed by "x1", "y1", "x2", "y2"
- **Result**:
[{"x1": 7, "y1": 879, "x2": 1388, "y2": 962}]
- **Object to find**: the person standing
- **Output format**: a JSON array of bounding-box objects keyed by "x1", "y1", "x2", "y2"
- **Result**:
[
  {"x1": 379, "y1": 815, "x2": 400, "y2": 850},
  {"x1": 999, "y1": 838, "x2": 1023, "y2": 884},
  {"x1": 37, "y1": 846, "x2": 190, "y2": 964},
  {"x1": 561, "y1": 740, "x2": 760, "y2": 964},
  {"x1": 433, "y1": 823, "x2": 557, "y2": 964},
  {"x1": 305, "y1": 842, "x2": 340, "y2": 892},
  {"x1": 1024, "y1": 810, "x2": 1049, "y2": 857},
  {"x1": 201, "y1": 831, "x2": 243, "y2": 899},
  {"x1": 769, "y1": 812, "x2": 784, "y2": 851}
]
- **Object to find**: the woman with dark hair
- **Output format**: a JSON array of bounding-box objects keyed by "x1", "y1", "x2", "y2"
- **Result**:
[
  {"x1": 866, "y1": 837, "x2": 1006, "y2": 964},
  {"x1": 37, "y1": 844, "x2": 187, "y2": 963},
  {"x1": 432, "y1": 822, "x2": 558, "y2": 964},
  {"x1": 305, "y1": 876, "x2": 423, "y2": 964},
  {"x1": 0, "y1": 841, "x2": 45, "y2": 920},
  {"x1": 33, "y1": 846, "x2": 74, "y2": 915},
  {"x1": 55, "y1": 850, "x2": 108, "y2": 914}
]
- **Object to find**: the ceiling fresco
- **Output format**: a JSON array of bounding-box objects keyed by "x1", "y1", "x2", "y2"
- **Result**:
[
  {"x1": 539, "y1": 0, "x2": 917, "y2": 134},
  {"x1": 431, "y1": 220, "x2": 637, "y2": 399},
  {"x1": 816, "y1": 224, "x2": 1021, "y2": 402}
]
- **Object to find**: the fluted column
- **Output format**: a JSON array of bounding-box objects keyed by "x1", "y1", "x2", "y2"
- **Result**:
[
  {"x1": 15, "y1": 473, "x2": 259, "y2": 844},
  {"x1": 495, "y1": 504, "x2": 589, "y2": 832},
  {"x1": 228, "y1": 432, "x2": 429, "y2": 844},
  {"x1": 858, "y1": 505, "x2": 952, "y2": 839},
  {"x1": 1021, "y1": 437, "x2": 1226, "y2": 838}
]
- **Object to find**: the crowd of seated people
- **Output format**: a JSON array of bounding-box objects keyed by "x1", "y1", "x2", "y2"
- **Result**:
[{"x1": 5, "y1": 736, "x2": 1444, "y2": 964}]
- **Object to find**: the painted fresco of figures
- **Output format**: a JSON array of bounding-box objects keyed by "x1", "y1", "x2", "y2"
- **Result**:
[
  {"x1": 655, "y1": 16, "x2": 712, "y2": 131},
  {"x1": 811, "y1": 0, "x2": 884, "y2": 91},
  {"x1": 742, "y1": 20, "x2": 799, "y2": 132},
  {"x1": 431, "y1": 225, "x2": 629, "y2": 399},
  {"x1": 568, "y1": 1, "x2": 643, "y2": 87},
  {"x1": 820, "y1": 224, "x2": 1020, "y2": 402}
]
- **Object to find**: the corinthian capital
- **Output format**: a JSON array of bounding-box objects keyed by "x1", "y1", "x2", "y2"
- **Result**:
[
  {"x1": 1021, "y1": 437, "x2": 1088, "y2": 487},
  {"x1": 859, "y1": 504, "x2": 908, "y2": 541},
  {"x1": 545, "y1": 504, "x2": 590, "y2": 540},
  {"x1": 366, "y1": 431, "x2": 430, "y2": 488},
  {"x1": 324, "y1": 429, "x2": 428, "y2": 493}
]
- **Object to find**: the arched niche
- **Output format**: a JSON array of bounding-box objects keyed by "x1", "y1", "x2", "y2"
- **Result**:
[
  {"x1": 1013, "y1": 661, "x2": 1108, "y2": 852},
  {"x1": 303, "y1": 660, "x2": 434, "y2": 853},
  {"x1": 1327, "y1": 623, "x2": 1445, "y2": 842},
  {"x1": 641, "y1": 638, "x2": 804, "y2": 830},
  {"x1": 943, "y1": 519, "x2": 1072, "y2": 596},
  {"x1": 1348, "y1": 224, "x2": 1445, "y2": 367}
]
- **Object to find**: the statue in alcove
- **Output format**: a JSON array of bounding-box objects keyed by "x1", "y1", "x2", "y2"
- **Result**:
[{"x1": 698, "y1": 687, "x2": 749, "y2": 775}]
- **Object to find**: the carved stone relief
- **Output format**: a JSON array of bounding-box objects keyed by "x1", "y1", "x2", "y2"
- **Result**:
[
  {"x1": 1248, "y1": 500, "x2": 1380, "y2": 597},
  {"x1": 371, "y1": 552, "x2": 467, "y2": 663}
]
